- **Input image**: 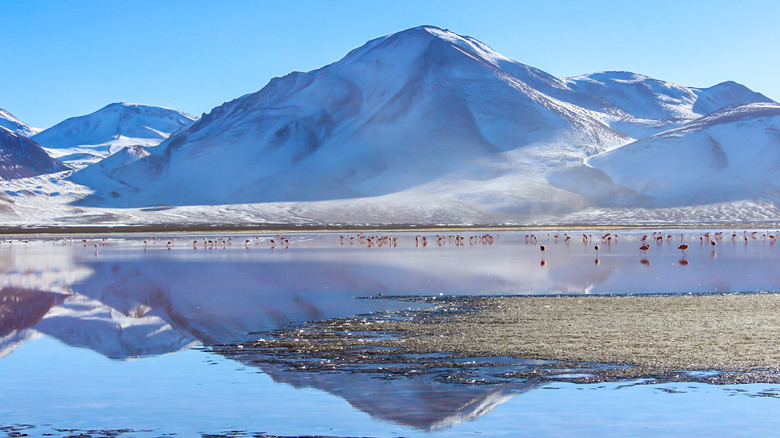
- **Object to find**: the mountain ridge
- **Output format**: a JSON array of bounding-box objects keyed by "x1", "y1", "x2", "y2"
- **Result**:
[
  {"x1": 34, "y1": 102, "x2": 197, "y2": 149},
  {"x1": 31, "y1": 102, "x2": 197, "y2": 170},
  {"x1": 0, "y1": 108, "x2": 40, "y2": 138}
]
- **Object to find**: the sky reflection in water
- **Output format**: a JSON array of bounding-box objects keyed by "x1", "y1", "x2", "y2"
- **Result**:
[{"x1": 0, "y1": 230, "x2": 779, "y2": 436}]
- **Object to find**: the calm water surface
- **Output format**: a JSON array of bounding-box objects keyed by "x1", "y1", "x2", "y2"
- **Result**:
[{"x1": 1, "y1": 230, "x2": 779, "y2": 437}]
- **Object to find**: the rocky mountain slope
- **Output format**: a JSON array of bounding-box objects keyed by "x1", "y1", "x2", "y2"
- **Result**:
[{"x1": 0, "y1": 126, "x2": 68, "y2": 179}]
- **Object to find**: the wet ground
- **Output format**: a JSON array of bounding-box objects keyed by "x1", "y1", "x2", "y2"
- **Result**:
[
  {"x1": 1, "y1": 229, "x2": 779, "y2": 436},
  {"x1": 218, "y1": 293, "x2": 780, "y2": 386}
]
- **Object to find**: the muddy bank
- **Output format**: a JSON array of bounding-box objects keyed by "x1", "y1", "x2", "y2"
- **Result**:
[{"x1": 242, "y1": 293, "x2": 780, "y2": 384}]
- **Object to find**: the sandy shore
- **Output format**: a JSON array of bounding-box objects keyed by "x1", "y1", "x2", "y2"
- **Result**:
[{"x1": 247, "y1": 293, "x2": 780, "y2": 383}]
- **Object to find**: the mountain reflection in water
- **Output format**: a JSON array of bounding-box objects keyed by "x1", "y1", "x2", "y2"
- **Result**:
[{"x1": 0, "y1": 230, "x2": 778, "y2": 431}]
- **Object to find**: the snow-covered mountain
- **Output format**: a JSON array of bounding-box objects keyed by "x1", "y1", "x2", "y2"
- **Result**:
[
  {"x1": 0, "y1": 25, "x2": 776, "y2": 226},
  {"x1": 563, "y1": 73, "x2": 776, "y2": 139},
  {"x1": 564, "y1": 72, "x2": 773, "y2": 121},
  {"x1": 64, "y1": 25, "x2": 777, "y2": 219},
  {"x1": 0, "y1": 126, "x2": 69, "y2": 179},
  {"x1": 569, "y1": 102, "x2": 780, "y2": 207},
  {"x1": 69, "y1": 26, "x2": 633, "y2": 207},
  {"x1": 33, "y1": 102, "x2": 197, "y2": 169},
  {"x1": 0, "y1": 108, "x2": 40, "y2": 137}
]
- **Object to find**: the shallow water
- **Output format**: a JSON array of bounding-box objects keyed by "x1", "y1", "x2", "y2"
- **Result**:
[{"x1": 1, "y1": 229, "x2": 779, "y2": 436}]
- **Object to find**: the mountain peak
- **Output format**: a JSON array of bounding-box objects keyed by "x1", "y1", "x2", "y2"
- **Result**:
[
  {"x1": 418, "y1": 26, "x2": 509, "y2": 63},
  {"x1": 33, "y1": 103, "x2": 197, "y2": 150},
  {"x1": 405, "y1": 25, "x2": 476, "y2": 44},
  {"x1": 101, "y1": 101, "x2": 138, "y2": 112},
  {"x1": 565, "y1": 70, "x2": 773, "y2": 120},
  {"x1": 96, "y1": 101, "x2": 194, "y2": 118},
  {"x1": 0, "y1": 108, "x2": 25, "y2": 124},
  {"x1": 335, "y1": 25, "x2": 510, "y2": 71},
  {"x1": 690, "y1": 81, "x2": 775, "y2": 115},
  {"x1": 575, "y1": 71, "x2": 652, "y2": 82},
  {"x1": 0, "y1": 108, "x2": 40, "y2": 137}
]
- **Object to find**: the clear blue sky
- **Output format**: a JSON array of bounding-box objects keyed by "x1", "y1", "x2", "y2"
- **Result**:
[{"x1": 2, "y1": 0, "x2": 778, "y2": 129}]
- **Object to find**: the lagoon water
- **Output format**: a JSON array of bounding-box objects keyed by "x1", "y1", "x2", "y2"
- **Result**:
[{"x1": 1, "y1": 230, "x2": 779, "y2": 437}]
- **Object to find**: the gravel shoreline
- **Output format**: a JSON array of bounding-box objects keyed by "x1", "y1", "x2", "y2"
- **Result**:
[
  {"x1": 382, "y1": 294, "x2": 780, "y2": 373},
  {"x1": 244, "y1": 293, "x2": 780, "y2": 384}
]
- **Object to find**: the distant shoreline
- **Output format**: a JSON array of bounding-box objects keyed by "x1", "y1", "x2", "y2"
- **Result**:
[{"x1": 1, "y1": 222, "x2": 779, "y2": 235}]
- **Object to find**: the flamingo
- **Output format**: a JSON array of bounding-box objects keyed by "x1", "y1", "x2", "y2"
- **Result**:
[
  {"x1": 639, "y1": 243, "x2": 650, "y2": 256},
  {"x1": 678, "y1": 243, "x2": 689, "y2": 257}
]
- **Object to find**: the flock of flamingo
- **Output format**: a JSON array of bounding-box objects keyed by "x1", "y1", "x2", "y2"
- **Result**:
[
  {"x1": 338, "y1": 232, "x2": 499, "y2": 248},
  {"x1": 327, "y1": 229, "x2": 779, "y2": 268},
  {"x1": 0, "y1": 233, "x2": 294, "y2": 253},
  {"x1": 333, "y1": 229, "x2": 779, "y2": 266},
  {"x1": 0, "y1": 230, "x2": 776, "y2": 263}
]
